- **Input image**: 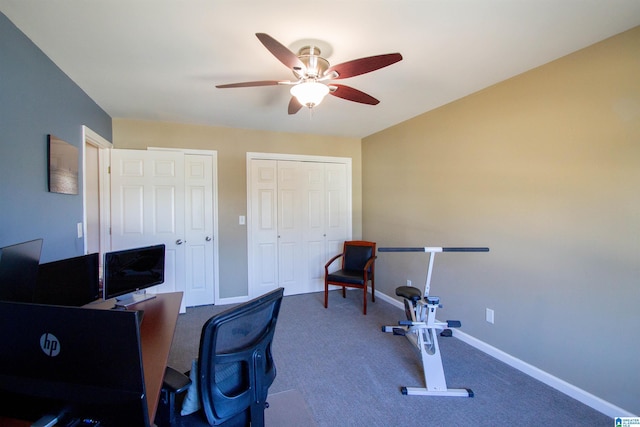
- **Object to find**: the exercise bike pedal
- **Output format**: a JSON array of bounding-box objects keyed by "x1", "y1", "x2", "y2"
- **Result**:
[
  {"x1": 392, "y1": 327, "x2": 407, "y2": 336},
  {"x1": 447, "y1": 320, "x2": 461, "y2": 328}
]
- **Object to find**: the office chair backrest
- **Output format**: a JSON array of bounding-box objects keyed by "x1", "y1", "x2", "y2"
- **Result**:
[{"x1": 198, "y1": 287, "x2": 284, "y2": 426}]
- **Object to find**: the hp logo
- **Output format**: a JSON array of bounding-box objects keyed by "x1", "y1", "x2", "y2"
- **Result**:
[{"x1": 40, "y1": 333, "x2": 61, "y2": 357}]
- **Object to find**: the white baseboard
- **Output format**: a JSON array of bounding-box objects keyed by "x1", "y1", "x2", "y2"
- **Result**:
[
  {"x1": 375, "y1": 290, "x2": 635, "y2": 418},
  {"x1": 215, "y1": 295, "x2": 249, "y2": 305}
]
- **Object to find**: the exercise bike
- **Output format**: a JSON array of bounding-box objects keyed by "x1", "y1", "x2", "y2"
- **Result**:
[{"x1": 379, "y1": 246, "x2": 489, "y2": 397}]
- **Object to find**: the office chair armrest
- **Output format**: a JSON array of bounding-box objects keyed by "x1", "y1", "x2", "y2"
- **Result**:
[
  {"x1": 324, "y1": 253, "x2": 344, "y2": 271},
  {"x1": 163, "y1": 366, "x2": 192, "y2": 394}
]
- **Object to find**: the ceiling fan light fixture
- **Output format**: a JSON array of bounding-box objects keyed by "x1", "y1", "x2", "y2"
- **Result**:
[{"x1": 290, "y1": 82, "x2": 329, "y2": 108}]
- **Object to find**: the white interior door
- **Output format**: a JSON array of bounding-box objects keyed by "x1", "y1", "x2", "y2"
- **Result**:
[
  {"x1": 183, "y1": 154, "x2": 215, "y2": 306},
  {"x1": 110, "y1": 149, "x2": 186, "y2": 309}
]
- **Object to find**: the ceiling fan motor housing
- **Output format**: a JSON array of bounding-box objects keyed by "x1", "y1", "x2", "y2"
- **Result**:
[{"x1": 295, "y1": 46, "x2": 330, "y2": 79}]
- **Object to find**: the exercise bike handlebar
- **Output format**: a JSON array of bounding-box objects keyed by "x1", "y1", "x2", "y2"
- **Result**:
[{"x1": 379, "y1": 247, "x2": 489, "y2": 253}]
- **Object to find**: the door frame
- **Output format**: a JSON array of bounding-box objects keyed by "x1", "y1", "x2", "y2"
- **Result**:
[
  {"x1": 246, "y1": 152, "x2": 352, "y2": 298},
  {"x1": 81, "y1": 126, "x2": 112, "y2": 259}
]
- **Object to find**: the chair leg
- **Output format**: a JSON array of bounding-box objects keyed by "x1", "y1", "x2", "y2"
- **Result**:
[
  {"x1": 342, "y1": 286, "x2": 346, "y2": 298},
  {"x1": 324, "y1": 280, "x2": 328, "y2": 308},
  {"x1": 371, "y1": 279, "x2": 375, "y2": 302},
  {"x1": 155, "y1": 387, "x2": 179, "y2": 427},
  {"x1": 363, "y1": 284, "x2": 367, "y2": 315}
]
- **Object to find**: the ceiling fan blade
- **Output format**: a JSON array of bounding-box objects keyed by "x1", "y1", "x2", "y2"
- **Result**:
[
  {"x1": 326, "y1": 53, "x2": 403, "y2": 79},
  {"x1": 256, "y1": 33, "x2": 306, "y2": 71},
  {"x1": 288, "y1": 97, "x2": 303, "y2": 114},
  {"x1": 329, "y1": 84, "x2": 380, "y2": 105},
  {"x1": 216, "y1": 80, "x2": 283, "y2": 88}
]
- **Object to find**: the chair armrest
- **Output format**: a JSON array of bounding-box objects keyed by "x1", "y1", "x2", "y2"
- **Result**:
[
  {"x1": 324, "y1": 253, "x2": 344, "y2": 271},
  {"x1": 163, "y1": 366, "x2": 192, "y2": 394},
  {"x1": 363, "y1": 256, "x2": 377, "y2": 271}
]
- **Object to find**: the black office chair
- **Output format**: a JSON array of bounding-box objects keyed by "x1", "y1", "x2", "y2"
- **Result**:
[{"x1": 155, "y1": 288, "x2": 284, "y2": 427}]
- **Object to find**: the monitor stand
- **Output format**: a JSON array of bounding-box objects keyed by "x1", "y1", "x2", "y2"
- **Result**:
[{"x1": 114, "y1": 290, "x2": 156, "y2": 308}]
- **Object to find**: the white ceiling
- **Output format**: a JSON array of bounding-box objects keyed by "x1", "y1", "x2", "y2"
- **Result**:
[{"x1": 2, "y1": 1, "x2": 639, "y2": 138}]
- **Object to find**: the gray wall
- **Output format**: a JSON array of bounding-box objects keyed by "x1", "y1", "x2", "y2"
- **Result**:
[
  {"x1": 362, "y1": 27, "x2": 640, "y2": 414},
  {"x1": 0, "y1": 13, "x2": 112, "y2": 261}
]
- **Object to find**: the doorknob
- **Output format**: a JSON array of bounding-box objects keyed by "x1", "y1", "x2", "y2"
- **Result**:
[
  {"x1": 176, "y1": 239, "x2": 184, "y2": 245},
  {"x1": 205, "y1": 236, "x2": 212, "y2": 241}
]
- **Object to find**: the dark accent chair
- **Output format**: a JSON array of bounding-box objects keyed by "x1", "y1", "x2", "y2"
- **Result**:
[
  {"x1": 324, "y1": 241, "x2": 377, "y2": 315},
  {"x1": 155, "y1": 288, "x2": 284, "y2": 427}
]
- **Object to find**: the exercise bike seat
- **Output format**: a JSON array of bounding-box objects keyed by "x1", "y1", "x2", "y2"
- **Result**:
[{"x1": 395, "y1": 286, "x2": 423, "y2": 302}]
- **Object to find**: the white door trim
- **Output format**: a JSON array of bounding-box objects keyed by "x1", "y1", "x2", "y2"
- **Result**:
[
  {"x1": 247, "y1": 151, "x2": 353, "y2": 165},
  {"x1": 82, "y1": 126, "x2": 112, "y2": 258}
]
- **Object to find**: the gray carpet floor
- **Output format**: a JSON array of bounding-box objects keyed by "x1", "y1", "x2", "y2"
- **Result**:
[{"x1": 168, "y1": 290, "x2": 612, "y2": 426}]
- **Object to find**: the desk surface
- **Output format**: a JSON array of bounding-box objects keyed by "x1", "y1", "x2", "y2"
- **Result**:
[{"x1": 0, "y1": 292, "x2": 182, "y2": 427}]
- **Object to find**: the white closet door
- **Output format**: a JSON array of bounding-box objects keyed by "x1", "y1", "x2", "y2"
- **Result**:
[
  {"x1": 301, "y1": 162, "x2": 328, "y2": 292},
  {"x1": 277, "y1": 161, "x2": 305, "y2": 294},
  {"x1": 248, "y1": 157, "x2": 351, "y2": 298},
  {"x1": 110, "y1": 149, "x2": 185, "y2": 300},
  {"x1": 324, "y1": 162, "x2": 349, "y2": 268},
  {"x1": 249, "y1": 160, "x2": 279, "y2": 297}
]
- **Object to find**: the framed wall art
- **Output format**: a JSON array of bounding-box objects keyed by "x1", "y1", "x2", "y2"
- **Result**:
[{"x1": 48, "y1": 134, "x2": 78, "y2": 195}]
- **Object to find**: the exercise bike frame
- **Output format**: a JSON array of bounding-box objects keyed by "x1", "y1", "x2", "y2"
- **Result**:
[{"x1": 380, "y1": 246, "x2": 489, "y2": 397}]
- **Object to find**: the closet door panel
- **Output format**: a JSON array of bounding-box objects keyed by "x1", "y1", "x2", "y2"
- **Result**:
[
  {"x1": 250, "y1": 160, "x2": 279, "y2": 296},
  {"x1": 324, "y1": 163, "x2": 349, "y2": 264},
  {"x1": 278, "y1": 162, "x2": 304, "y2": 294}
]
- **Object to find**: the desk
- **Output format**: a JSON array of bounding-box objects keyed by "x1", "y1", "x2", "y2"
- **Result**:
[
  {"x1": 138, "y1": 292, "x2": 182, "y2": 421},
  {"x1": 88, "y1": 292, "x2": 183, "y2": 422},
  {"x1": 0, "y1": 292, "x2": 182, "y2": 426}
]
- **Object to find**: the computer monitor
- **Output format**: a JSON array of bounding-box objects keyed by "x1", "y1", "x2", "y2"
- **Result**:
[
  {"x1": 0, "y1": 301, "x2": 149, "y2": 426},
  {"x1": 35, "y1": 253, "x2": 100, "y2": 306},
  {"x1": 0, "y1": 238, "x2": 43, "y2": 303},
  {"x1": 103, "y1": 244, "x2": 165, "y2": 307}
]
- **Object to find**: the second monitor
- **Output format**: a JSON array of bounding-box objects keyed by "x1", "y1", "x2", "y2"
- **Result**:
[
  {"x1": 103, "y1": 244, "x2": 165, "y2": 307},
  {"x1": 36, "y1": 252, "x2": 100, "y2": 306}
]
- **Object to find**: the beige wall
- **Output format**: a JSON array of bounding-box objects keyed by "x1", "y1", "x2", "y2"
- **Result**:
[
  {"x1": 112, "y1": 121, "x2": 362, "y2": 299},
  {"x1": 362, "y1": 27, "x2": 639, "y2": 414}
]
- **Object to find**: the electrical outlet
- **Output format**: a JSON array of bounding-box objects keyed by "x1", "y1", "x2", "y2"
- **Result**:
[
  {"x1": 486, "y1": 308, "x2": 495, "y2": 324},
  {"x1": 406, "y1": 279, "x2": 412, "y2": 286}
]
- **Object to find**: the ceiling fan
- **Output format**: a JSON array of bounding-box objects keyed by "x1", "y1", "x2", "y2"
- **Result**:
[{"x1": 216, "y1": 33, "x2": 403, "y2": 115}]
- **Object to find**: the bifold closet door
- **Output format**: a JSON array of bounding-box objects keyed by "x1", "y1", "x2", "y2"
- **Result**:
[{"x1": 249, "y1": 159, "x2": 349, "y2": 297}]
